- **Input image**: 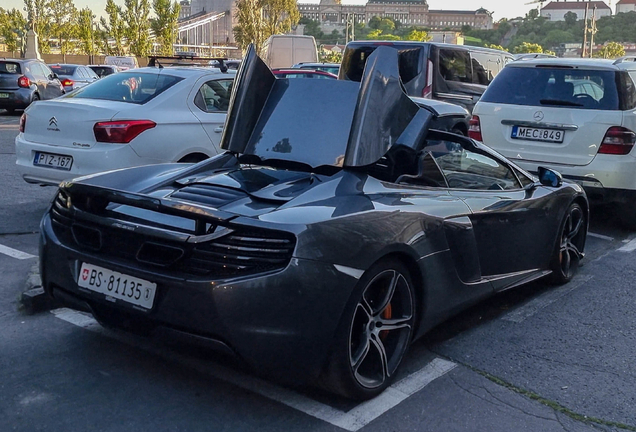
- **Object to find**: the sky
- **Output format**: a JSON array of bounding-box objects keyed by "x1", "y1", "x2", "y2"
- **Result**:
[{"x1": 2, "y1": 0, "x2": 540, "y2": 21}]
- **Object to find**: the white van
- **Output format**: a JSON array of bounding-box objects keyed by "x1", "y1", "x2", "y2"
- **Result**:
[
  {"x1": 104, "y1": 56, "x2": 139, "y2": 70},
  {"x1": 262, "y1": 35, "x2": 318, "y2": 69}
]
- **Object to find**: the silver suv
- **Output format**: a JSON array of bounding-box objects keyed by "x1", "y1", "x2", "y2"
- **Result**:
[{"x1": 471, "y1": 57, "x2": 636, "y2": 228}]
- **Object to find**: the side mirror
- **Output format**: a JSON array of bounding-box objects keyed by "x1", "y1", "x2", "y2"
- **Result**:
[
  {"x1": 538, "y1": 166, "x2": 563, "y2": 187},
  {"x1": 51, "y1": 73, "x2": 59, "y2": 80}
]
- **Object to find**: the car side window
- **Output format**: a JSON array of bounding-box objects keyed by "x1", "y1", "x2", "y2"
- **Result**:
[
  {"x1": 30, "y1": 63, "x2": 44, "y2": 78},
  {"x1": 77, "y1": 68, "x2": 87, "y2": 79},
  {"x1": 439, "y1": 49, "x2": 472, "y2": 83},
  {"x1": 425, "y1": 138, "x2": 522, "y2": 190},
  {"x1": 194, "y1": 79, "x2": 232, "y2": 112},
  {"x1": 41, "y1": 64, "x2": 54, "y2": 78}
]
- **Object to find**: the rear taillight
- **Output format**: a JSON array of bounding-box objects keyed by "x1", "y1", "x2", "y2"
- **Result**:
[
  {"x1": 468, "y1": 115, "x2": 482, "y2": 141},
  {"x1": 17, "y1": 76, "x2": 30, "y2": 88},
  {"x1": 598, "y1": 126, "x2": 635, "y2": 155},
  {"x1": 61, "y1": 79, "x2": 74, "y2": 87},
  {"x1": 19, "y1": 113, "x2": 26, "y2": 133},
  {"x1": 422, "y1": 59, "x2": 433, "y2": 98},
  {"x1": 93, "y1": 120, "x2": 156, "y2": 143}
]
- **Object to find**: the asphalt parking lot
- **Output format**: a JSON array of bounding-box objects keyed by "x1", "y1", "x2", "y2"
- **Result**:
[{"x1": 1, "y1": 109, "x2": 635, "y2": 432}]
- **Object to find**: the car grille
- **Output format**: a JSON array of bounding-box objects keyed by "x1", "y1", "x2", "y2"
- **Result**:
[{"x1": 50, "y1": 191, "x2": 296, "y2": 279}]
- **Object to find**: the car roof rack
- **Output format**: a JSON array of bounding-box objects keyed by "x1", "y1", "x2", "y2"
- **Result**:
[
  {"x1": 613, "y1": 56, "x2": 636, "y2": 65},
  {"x1": 147, "y1": 54, "x2": 230, "y2": 72}
]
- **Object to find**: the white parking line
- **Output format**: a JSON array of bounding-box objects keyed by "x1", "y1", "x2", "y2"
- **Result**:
[
  {"x1": 51, "y1": 308, "x2": 456, "y2": 431},
  {"x1": 501, "y1": 275, "x2": 593, "y2": 323},
  {"x1": 618, "y1": 238, "x2": 636, "y2": 252},
  {"x1": 588, "y1": 232, "x2": 614, "y2": 241},
  {"x1": 0, "y1": 243, "x2": 36, "y2": 260}
]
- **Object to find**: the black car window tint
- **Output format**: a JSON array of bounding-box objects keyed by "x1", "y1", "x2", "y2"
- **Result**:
[
  {"x1": 195, "y1": 80, "x2": 231, "y2": 112},
  {"x1": 439, "y1": 49, "x2": 472, "y2": 83},
  {"x1": 0, "y1": 62, "x2": 21, "y2": 74},
  {"x1": 481, "y1": 67, "x2": 620, "y2": 110},
  {"x1": 50, "y1": 65, "x2": 77, "y2": 75},
  {"x1": 426, "y1": 139, "x2": 521, "y2": 190},
  {"x1": 621, "y1": 72, "x2": 636, "y2": 110},
  {"x1": 470, "y1": 52, "x2": 490, "y2": 85}
]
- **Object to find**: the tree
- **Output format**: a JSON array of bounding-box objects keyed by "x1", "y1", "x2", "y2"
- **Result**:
[
  {"x1": 23, "y1": 0, "x2": 51, "y2": 53},
  {"x1": 485, "y1": 43, "x2": 505, "y2": 51},
  {"x1": 233, "y1": 0, "x2": 300, "y2": 54},
  {"x1": 48, "y1": 0, "x2": 78, "y2": 55},
  {"x1": 564, "y1": 11, "x2": 577, "y2": 27},
  {"x1": 404, "y1": 29, "x2": 430, "y2": 42},
  {"x1": 234, "y1": 0, "x2": 265, "y2": 53},
  {"x1": 76, "y1": 8, "x2": 96, "y2": 55},
  {"x1": 368, "y1": 16, "x2": 381, "y2": 30},
  {"x1": 378, "y1": 18, "x2": 395, "y2": 33},
  {"x1": 0, "y1": 8, "x2": 28, "y2": 53},
  {"x1": 513, "y1": 41, "x2": 543, "y2": 53},
  {"x1": 594, "y1": 41, "x2": 625, "y2": 59},
  {"x1": 261, "y1": 0, "x2": 300, "y2": 40},
  {"x1": 526, "y1": 8, "x2": 539, "y2": 20},
  {"x1": 100, "y1": 0, "x2": 126, "y2": 55},
  {"x1": 151, "y1": 0, "x2": 180, "y2": 55},
  {"x1": 124, "y1": 0, "x2": 152, "y2": 56}
]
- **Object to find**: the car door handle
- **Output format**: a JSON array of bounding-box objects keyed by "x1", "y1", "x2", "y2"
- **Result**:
[{"x1": 214, "y1": 126, "x2": 224, "y2": 133}]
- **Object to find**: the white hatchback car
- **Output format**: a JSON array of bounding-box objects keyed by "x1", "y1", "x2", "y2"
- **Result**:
[
  {"x1": 471, "y1": 57, "x2": 636, "y2": 227},
  {"x1": 15, "y1": 66, "x2": 235, "y2": 185}
]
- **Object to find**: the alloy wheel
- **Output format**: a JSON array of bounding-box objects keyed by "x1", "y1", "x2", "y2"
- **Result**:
[
  {"x1": 349, "y1": 269, "x2": 414, "y2": 389},
  {"x1": 558, "y1": 204, "x2": 585, "y2": 280}
]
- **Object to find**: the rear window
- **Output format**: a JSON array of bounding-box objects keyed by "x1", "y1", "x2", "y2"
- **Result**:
[
  {"x1": 64, "y1": 71, "x2": 183, "y2": 104},
  {"x1": 0, "y1": 62, "x2": 21, "y2": 74},
  {"x1": 341, "y1": 44, "x2": 423, "y2": 83},
  {"x1": 49, "y1": 65, "x2": 77, "y2": 75},
  {"x1": 480, "y1": 67, "x2": 622, "y2": 110}
]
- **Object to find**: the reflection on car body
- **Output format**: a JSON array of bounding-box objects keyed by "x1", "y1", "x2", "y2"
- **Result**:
[{"x1": 39, "y1": 45, "x2": 589, "y2": 401}]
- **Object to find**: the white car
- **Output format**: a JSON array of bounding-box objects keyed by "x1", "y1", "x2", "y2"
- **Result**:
[
  {"x1": 470, "y1": 57, "x2": 636, "y2": 228},
  {"x1": 16, "y1": 66, "x2": 235, "y2": 185}
]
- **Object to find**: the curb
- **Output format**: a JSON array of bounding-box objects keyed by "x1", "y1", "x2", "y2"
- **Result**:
[{"x1": 21, "y1": 261, "x2": 60, "y2": 314}]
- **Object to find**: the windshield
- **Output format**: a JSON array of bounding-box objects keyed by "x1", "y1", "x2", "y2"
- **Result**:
[
  {"x1": 480, "y1": 67, "x2": 621, "y2": 110},
  {"x1": 49, "y1": 65, "x2": 77, "y2": 75},
  {"x1": 64, "y1": 71, "x2": 183, "y2": 104}
]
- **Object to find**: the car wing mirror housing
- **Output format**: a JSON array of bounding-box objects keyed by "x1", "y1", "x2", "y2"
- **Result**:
[{"x1": 538, "y1": 166, "x2": 563, "y2": 187}]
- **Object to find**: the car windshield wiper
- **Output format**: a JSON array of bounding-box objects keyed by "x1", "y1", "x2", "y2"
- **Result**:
[{"x1": 539, "y1": 99, "x2": 583, "y2": 107}]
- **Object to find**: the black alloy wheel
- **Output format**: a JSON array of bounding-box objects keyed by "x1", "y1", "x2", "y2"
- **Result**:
[
  {"x1": 324, "y1": 259, "x2": 415, "y2": 400},
  {"x1": 550, "y1": 202, "x2": 586, "y2": 284}
]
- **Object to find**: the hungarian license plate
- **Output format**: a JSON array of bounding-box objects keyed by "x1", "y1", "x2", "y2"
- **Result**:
[
  {"x1": 511, "y1": 126, "x2": 564, "y2": 143},
  {"x1": 0, "y1": 93, "x2": 9, "y2": 98},
  {"x1": 77, "y1": 263, "x2": 157, "y2": 310},
  {"x1": 33, "y1": 151, "x2": 73, "y2": 170}
]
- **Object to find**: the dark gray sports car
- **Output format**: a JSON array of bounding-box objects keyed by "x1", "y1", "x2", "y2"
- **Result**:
[{"x1": 40, "y1": 46, "x2": 588, "y2": 400}]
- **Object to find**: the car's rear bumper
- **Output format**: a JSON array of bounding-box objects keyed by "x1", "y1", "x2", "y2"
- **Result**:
[
  {"x1": 0, "y1": 88, "x2": 33, "y2": 109},
  {"x1": 15, "y1": 134, "x2": 162, "y2": 185},
  {"x1": 39, "y1": 212, "x2": 357, "y2": 383}
]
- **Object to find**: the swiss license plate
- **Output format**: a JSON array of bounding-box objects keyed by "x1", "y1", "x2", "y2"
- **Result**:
[
  {"x1": 0, "y1": 93, "x2": 9, "y2": 98},
  {"x1": 33, "y1": 151, "x2": 73, "y2": 171},
  {"x1": 511, "y1": 126, "x2": 564, "y2": 143},
  {"x1": 77, "y1": 263, "x2": 157, "y2": 310}
]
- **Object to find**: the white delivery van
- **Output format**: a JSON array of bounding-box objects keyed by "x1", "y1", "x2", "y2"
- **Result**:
[
  {"x1": 262, "y1": 35, "x2": 318, "y2": 69},
  {"x1": 104, "y1": 56, "x2": 139, "y2": 70}
]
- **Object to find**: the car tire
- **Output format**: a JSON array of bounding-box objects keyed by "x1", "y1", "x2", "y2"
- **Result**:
[
  {"x1": 549, "y1": 202, "x2": 586, "y2": 285},
  {"x1": 321, "y1": 258, "x2": 416, "y2": 400}
]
